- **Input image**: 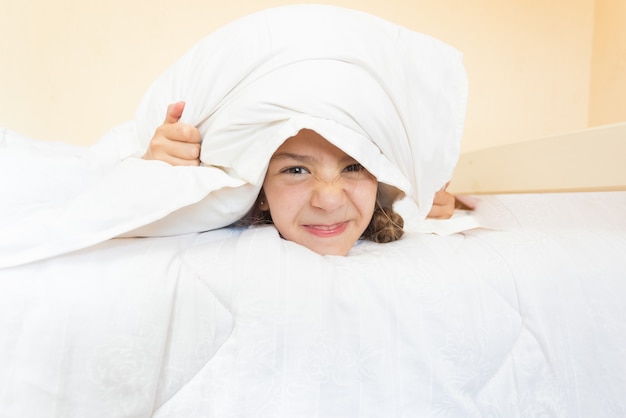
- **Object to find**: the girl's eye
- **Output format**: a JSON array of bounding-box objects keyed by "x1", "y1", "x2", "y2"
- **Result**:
[
  {"x1": 282, "y1": 166, "x2": 309, "y2": 175},
  {"x1": 343, "y1": 163, "x2": 363, "y2": 173}
]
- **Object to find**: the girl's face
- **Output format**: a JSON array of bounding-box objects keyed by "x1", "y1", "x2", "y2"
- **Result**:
[{"x1": 261, "y1": 129, "x2": 378, "y2": 256}]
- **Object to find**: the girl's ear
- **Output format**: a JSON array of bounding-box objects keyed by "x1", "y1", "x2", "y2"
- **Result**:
[{"x1": 258, "y1": 190, "x2": 269, "y2": 211}]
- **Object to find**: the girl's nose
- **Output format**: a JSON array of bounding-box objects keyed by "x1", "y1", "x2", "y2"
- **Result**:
[{"x1": 310, "y1": 179, "x2": 348, "y2": 211}]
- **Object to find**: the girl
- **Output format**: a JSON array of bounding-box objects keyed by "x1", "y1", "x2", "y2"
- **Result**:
[{"x1": 144, "y1": 102, "x2": 457, "y2": 256}]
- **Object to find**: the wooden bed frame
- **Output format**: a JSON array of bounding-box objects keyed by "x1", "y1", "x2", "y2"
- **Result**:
[{"x1": 449, "y1": 122, "x2": 626, "y2": 195}]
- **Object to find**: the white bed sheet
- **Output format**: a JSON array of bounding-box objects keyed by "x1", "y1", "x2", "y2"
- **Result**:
[{"x1": 1, "y1": 191, "x2": 625, "y2": 418}]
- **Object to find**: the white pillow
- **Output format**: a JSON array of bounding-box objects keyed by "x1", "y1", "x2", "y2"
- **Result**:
[
  {"x1": 0, "y1": 5, "x2": 467, "y2": 268},
  {"x1": 134, "y1": 3, "x2": 468, "y2": 220}
]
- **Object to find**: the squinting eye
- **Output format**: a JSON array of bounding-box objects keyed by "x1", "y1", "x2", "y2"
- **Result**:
[
  {"x1": 343, "y1": 163, "x2": 363, "y2": 173},
  {"x1": 282, "y1": 166, "x2": 309, "y2": 175}
]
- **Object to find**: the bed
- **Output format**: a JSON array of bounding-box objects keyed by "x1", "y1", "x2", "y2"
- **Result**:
[
  {"x1": 2, "y1": 5, "x2": 626, "y2": 418},
  {"x1": 1, "y1": 129, "x2": 625, "y2": 417}
]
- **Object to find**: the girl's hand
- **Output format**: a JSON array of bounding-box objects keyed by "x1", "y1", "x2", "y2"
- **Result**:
[
  {"x1": 427, "y1": 187, "x2": 456, "y2": 219},
  {"x1": 142, "y1": 101, "x2": 202, "y2": 166},
  {"x1": 427, "y1": 183, "x2": 475, "y2": 219}
]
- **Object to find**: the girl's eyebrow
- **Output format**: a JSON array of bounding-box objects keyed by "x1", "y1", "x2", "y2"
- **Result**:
[
  {"x1": 270, "y1": 152, "x2": 316, "y2": 164},
  {"x1": 271, "y1": 152, "x2": 357, "y2": 165}
]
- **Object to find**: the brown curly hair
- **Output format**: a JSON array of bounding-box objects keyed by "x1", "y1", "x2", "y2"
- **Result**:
[{"x1": 362, "y1": 203, "x2": 404, "y2": 243}]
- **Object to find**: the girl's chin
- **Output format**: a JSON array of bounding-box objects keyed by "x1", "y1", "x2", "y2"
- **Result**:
[{"x1": 300, "y1": 238, "x2": 355, "y2": 257}]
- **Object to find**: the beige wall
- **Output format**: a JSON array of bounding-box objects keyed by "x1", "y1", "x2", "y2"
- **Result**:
[
  {"x1": 589, "y1": 0, "x2": 626, "y2": 126},
  {"x1": 0, "y1": 0, "x2": 619, "y2": 153}
]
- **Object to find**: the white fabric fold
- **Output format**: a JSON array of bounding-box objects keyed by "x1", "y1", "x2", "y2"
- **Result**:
[
  {"x1": 136, "y1": 4, "x2": 468, "y2": 215},
  {"x1": 0, "y1": 4, "x2": 467, "y2": 268}
]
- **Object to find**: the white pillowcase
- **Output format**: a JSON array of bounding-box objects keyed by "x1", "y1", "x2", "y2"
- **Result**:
[
  {"x1": 134, "y1": 4, "x2": 468, "y2": 218},
  {"x1": 0, "y1": 5, "x2": 467, "y2": 268}
]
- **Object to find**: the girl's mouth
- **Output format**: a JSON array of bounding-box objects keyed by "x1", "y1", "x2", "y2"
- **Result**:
[{"x1": 303, "y1": 222, "x2": 348, "y2": 237}]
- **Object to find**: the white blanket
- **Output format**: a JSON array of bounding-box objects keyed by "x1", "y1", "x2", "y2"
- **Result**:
[
  {"x1": 0, "y1": 4, "x2": 467, "y2": 268},
  {"x1": 1, "y1": 192, "x2": 625, "y2": 417}
]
